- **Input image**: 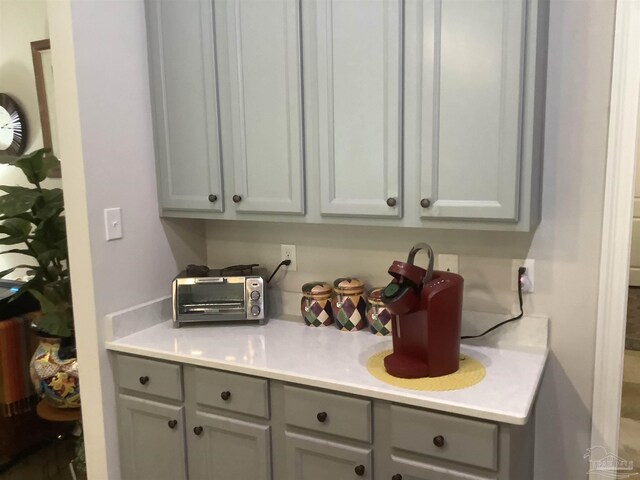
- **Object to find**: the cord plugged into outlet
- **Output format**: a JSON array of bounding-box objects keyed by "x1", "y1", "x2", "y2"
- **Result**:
[{"x1": 512, "y1": 259, "x2": 535, "y2": 293}]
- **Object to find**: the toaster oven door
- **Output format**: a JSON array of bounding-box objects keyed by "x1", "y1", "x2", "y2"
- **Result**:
[{"x1": 175, "y1": 277, "x2": 246, "y2": 322}]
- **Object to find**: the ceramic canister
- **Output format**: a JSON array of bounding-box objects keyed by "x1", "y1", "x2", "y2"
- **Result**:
[
  {"x1": 366, "y1": 287, "x2": 395, "y2": 336},
  {"x1": 332, "y1": 278, "x2": 367, "y2": 331},
  {"x1": 301, "y1": 282, "x2": 334, "y2": 327}
]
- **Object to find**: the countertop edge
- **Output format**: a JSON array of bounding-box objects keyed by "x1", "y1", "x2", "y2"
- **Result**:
[{"x1": 105, "y1": 339, "x2": 546, "y2": 426}]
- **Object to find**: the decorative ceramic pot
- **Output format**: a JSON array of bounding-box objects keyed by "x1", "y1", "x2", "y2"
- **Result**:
[
  {"x1": 30, "y1": 337, "x2": 80, "y2": 409},
  {"x1": 366, "y1": 287, "x2": 395, "y2": 336},
  {"x1": 301, "y1": 282, "x2": 334, "y2": 327},
  {"x1": 332, "y1": 278, "x2": 367, "y2": 331}
]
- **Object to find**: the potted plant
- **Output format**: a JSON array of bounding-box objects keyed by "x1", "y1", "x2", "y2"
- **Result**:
[{"x1": 0, "y1": 148, "x2": 79, "y2": 408}]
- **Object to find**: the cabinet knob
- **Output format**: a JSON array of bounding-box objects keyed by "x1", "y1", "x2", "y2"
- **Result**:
[
  {"x1": 167, "y1": 419, "x2": 177, "y2": 429},
  {"x1": 392, "y1": 475, "x2": 402, "y2": 480},
  {"x1": 354, "y1": 465, "x2": 365, "y2": 476},
  {"x1": 208, "y1": 194, "x2": 218, "y2": 203},
  {"x1": 420, "y1": 198, "x2": 431, "y2": 208},
  {"x1": 433, "y1": 435, "x2": 445, "y2": 447},
  {"x1": 316, "y1": 411, "x2": 328, "y2": 423},
  {"x1": 220, "y1": 391, "x2": 231, "y2": 401},
  {"x1": 232, "y1": 194, "x2": 242, "y2": 203},
  {"x1": 193, "y1": 426, "x2": 203, "y2": 436},
  {"x1": 386, "y1": 197, "x2": 397, "y2": 207},
  {"x1": 139, "y1": 376, "x2": 149, "y2": 385}
]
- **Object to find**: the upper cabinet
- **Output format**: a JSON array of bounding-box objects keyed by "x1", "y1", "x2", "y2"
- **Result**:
[
  {"x1": 147, "y1": 0, "x2": 548, "y2": 231},
  {"x1": 416, "y1": 0, "x2": 525, "y2": 221},
  {"x1": 308, "y1": 0, "x2": 403, "y2": 218},
  {"x1": 146, "y1": 0, "x2": 223, "y2": 212},
  {"x1": 215, "y1": 0, "x2": 305, "y2": 215}
]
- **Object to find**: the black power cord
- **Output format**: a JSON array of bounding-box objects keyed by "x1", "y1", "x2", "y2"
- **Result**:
[
  {"x1": 461, "y1": 266, "x2": 527, "y2": 340},
  {"x1": 267, "y1": 259, "x2": 292, "y2": 284}
]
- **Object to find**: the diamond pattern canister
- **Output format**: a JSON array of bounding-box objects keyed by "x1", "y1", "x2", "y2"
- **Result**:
[
  {"x1": 367, "y1": 287, "x2": 395, "y2": 336},
  {"x1": 301, "y1": 282, "x2": 334, "y2": 327},
  {"x1": 332, "y1": 278, "x2": 367, "y2": 331}
]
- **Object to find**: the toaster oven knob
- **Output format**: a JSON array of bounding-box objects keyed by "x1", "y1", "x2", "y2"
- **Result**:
[
  {"x1": 250, "y1": 305, "x2": 261, "y2": 316},
  {"x1": 250, "y1": 290, "x2": 261, "y2": 301}
]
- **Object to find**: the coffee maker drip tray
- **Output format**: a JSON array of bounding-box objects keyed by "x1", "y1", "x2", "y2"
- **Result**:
[{"x1": 366, "y1": 350, "x2": 485, "y2": 391}]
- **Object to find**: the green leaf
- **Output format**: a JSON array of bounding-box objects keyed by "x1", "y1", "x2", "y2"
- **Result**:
[
  {"x1": 0, "y1": 149, "x2": 59, "y2": 185},
  {"x1": 0, "y1": 189, "x2": 40, "y2": 217},
  {"x1": 0, "y1": 217, "x2": 32, "y2": 238},
  {"x1": 28, "y1": 289, "x2": 57, "y2": 314},
  {"x1": 0, "y1": 248, "x2": 34, "y2": 257},
  {"x1": 34, "y1": 188, "x2": 64, "y2": 221},
  {"x1": 34, "y1": 311, "x2": 73, "y2": 338}
]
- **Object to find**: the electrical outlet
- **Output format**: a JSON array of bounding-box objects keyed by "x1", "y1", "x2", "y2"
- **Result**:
[
  {"x1": 437, "y1": 254, "x2": 459, "y2": 273},
  {"x1": 281, "y1": 244, "x2": 297, "y2": 272},
  {"x1": 512, "y1": 259, "x2": 535, "y2": 293}
]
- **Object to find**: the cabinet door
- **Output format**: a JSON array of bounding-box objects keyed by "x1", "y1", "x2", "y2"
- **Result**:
[
  {"x1": 417, "y1": 0, "x2": 526, "y2": 221},
  {"x1": 285, "y1": 431, "x2": 372, "y2": 480},
  {"x1": 389, "y1": 458, "x2": 495, "y2": 480},
  {"x1": 146, "y1": 0, "x2": 224, "y2": 212},
  {"x1": 117, "y1": 394, "x2": 187, "y2": 480},
  {"x1": 311, "y1": 0, "x2": 403, "y2": 218},
  {"x1": 188, "y1": 411, "x2": 271, "y2": 480},
  {"x1": 216, "y1": 0, "x2": 305, "y2": 214}
]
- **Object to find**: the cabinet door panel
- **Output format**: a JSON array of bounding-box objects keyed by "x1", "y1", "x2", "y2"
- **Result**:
[
  {"x1": 147, "y1": 0, "x2": 223, "y2": 212},
  {"x1": 314, "y1": 0, "x2": 403, "y2": 217},
  {"x1": 189, "y1": 411, "x2": 271, "y2": 480},
  {"x1": 219, "y1": 0, "x2": 305, "y2": 214},
  {"x1": 418, "y1": 0, "x2": 525, "y2": 220},
  {"x1": 118, "y1": 394, "x2": 187, "y2": 480},
  {"x1": 285, "y1": 431, "x2": 372, "y2": 480}
]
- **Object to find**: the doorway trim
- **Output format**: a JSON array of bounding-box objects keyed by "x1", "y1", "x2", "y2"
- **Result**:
[{"x1": 590, "y1": 0, "x2": 640, "y2": 467}]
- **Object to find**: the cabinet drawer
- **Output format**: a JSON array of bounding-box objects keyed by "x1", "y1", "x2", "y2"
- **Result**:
[
  {"x1": 116, "y1": 355, "x2": 182, "y2": 402},
  {"x1": 283, "y1": 385, "x2": 371, "y2": 443},
  {"x1": 390, "y1": 405, "x2": 498, "y2": 470},
  {"x1": 194, "y1": 368, "x2": 269, "y2": 419}
]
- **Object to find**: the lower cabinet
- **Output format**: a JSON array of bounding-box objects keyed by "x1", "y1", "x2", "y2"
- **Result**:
[
  {"x1": 113, "y1": 353, "x2": 534, "y2": 480},
  {"x1": 284, "y1": 432, "x2": 372, "y2": 480},
  {"x1": 117, "y1": 394, "x2": 188, "y2": 480},
  {"x1": 188, "y1": 411, "x2": 271, "y2": 480}
]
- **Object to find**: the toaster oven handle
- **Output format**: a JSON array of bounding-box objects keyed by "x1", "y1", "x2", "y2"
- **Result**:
[{"x1": 195, "y1": 277, "x2": 225, "y2": 284}]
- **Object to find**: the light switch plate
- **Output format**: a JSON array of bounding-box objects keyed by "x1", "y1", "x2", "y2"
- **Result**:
[{"x1": 104, "y1": 208, "x2": 123, "y2": 241}]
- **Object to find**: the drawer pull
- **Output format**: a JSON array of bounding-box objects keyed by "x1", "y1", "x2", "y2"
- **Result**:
[
  {"x1": 386, "y1": 197, "x2": 397, "y2": 207},
  {"x1": 139, "y1": 376, "x2": 149, "y2": 385},
  {"x1": 233, "y1": 194, "x2": 242, "y2": 203},
  {"x1": 420, "y1": 198, "x2": 431, "y2": 208},
  {"x1": 220, "y1": 390, "x2": 231, "y2": 401},
  {"x1": 433, "y1": 435, "x2": 445, "y2": 447},
  {"x1": 316, "y1": 411, "x2": 328, "y2": 423},
  {"x1": 392, "y1": 475, "x2": 402, "y2": 480},
  {"x1": 354, "y1": 465, "x2": 365, "y2": 476},
  {"x1": 167, "y1": 420, "x2": 177, "y2": 429},
  {"x1": 193, "y1": 426, "x2": 203, "y2": 436},
  {"x1": 208, "y1": 194, "x2": 218, "y2": 203}
]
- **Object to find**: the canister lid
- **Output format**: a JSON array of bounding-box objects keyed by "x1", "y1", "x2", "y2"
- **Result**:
[
  {"x1": 302, "y1": 282, "x2": 332, "y2": 296},
  {"x1": 368, "y1": 287, "x2": 385, "y2": 302},
  {"x1": 333, "y1": 277, "x2": 364, "y2": 292}
]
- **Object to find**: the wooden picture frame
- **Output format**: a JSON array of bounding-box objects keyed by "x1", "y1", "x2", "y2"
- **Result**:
[{"x1": 31, "y1": 39, "x2": 61, "y2": 178}]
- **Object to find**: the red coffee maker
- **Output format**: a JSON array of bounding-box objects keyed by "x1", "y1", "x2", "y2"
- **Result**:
[{"x1": 381, "y1": 243, "x2": 463, "y2": 378}]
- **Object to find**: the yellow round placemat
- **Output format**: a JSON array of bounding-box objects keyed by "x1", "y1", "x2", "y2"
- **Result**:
[{"x1": 366, "y1": 350, "x2": 485, "y2": 391}]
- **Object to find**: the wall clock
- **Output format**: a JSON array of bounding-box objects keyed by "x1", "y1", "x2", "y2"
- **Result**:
[{"x1": 0, "y1": 93, "x2": 28, "y2": 156}]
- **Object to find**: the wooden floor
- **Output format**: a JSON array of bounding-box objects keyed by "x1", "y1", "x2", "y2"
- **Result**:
[{"x1": 0, "y1": 435, "x2": 83, "y2": 480}]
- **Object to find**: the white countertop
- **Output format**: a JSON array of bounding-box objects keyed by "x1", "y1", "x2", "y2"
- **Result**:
[{"x1": 105, "y1": 311, "x2": 548, "y2": 425}]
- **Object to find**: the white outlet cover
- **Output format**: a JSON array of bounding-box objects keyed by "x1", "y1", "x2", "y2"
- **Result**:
[
  {"x1": 512, "y1": 259, "x2": 535, "y2": 292},
  {"x1": 281, "y1": 244, "x2": 297, "y2": 272}
]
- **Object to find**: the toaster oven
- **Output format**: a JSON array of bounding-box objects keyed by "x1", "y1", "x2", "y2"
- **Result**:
[{"x1": 172, "y1": 264, "x2": 266, "y2": 327}]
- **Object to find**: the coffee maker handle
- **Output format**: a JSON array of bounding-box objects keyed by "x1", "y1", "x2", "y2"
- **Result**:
[{"x1": 406, "y1": 243, "x2": 434, "y2": 284}]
